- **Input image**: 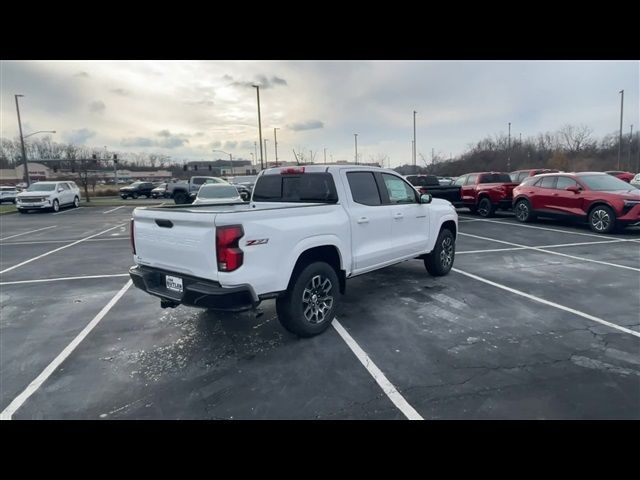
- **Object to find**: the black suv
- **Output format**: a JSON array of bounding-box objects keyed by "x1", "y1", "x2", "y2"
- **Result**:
[{"x1": 120, "y1": 182, "x2": 155, "y2": 199}]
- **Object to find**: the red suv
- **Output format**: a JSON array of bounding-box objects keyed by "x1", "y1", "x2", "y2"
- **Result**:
[{"x1": 512, "y1": 172, "x2": 640, "y2": 233}]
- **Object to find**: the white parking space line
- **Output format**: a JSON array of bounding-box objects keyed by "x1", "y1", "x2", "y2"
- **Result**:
[
  {"x1": 456, "y1": 238, "x2": 629, "y2": 255},
  {"x1": 0, "y1": 273, "x2": 129, "y2": 285},
  {"x1": 459, "y1": 232, "x2": 640, "y2": 273},
  {"x1": 0, "y1": 280, "x2": 133, "y2": 420},
  {"x1": 453, "y1": 268, "x2": 640, "y2": 338},
  {"x1": 52, "y1": 207, "x2": 84, "y2": 215},
  {"x1": 458, "y1": 215, "x2": 640, "y2": 242},
  {"x1": 332, "y1": 318, "x2": 423, "y2": 420},
  {"x1": 102, "y1": 206, "x2": 126, "y2": 214},
  {"x1": 0, "y1": 224, "x2": 125, "y2": 275},
  {"x1": 0, "y1": 237, "x2": 128, "y2": 246},
  {"x1": 0, "y1": 225, "x2": 57, "y2": 241}
]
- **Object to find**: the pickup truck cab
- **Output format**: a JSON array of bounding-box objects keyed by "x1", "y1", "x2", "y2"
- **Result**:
[
  {"x1": 129, "y1": 165, "x2": 458, "y2": 337},
  {"x1": 405, "y1": 174, "x2": 462, "y2": 205},
  {"x1": 453, "y1": 172, "x2": 518, "y2": 217}
]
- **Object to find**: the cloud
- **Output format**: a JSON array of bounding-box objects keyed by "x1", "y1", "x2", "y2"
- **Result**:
[
  {"x1": 210, "y1": 141, "x2": 222, "y2": 148},
  {"x1": 230, "y1": 74, "x2": 288, "y2": 89},
  {"x1": 223, "y1": 141, "x2": 238, "y2": 149},
  {"x1": 121, "y1": 131, "x2": 189, "y2": 149},
  {"x1": 109, "y1": 88, "x2": 130, "y2": 96},
  {"x1": 240, "y1": 140, "x2": 254, "y2": 149},
  {"x1": 74, "y1": 71, "x2": 90, "y2": 78},
  {"x1": 89, "y1": 100, "x2": 106, "y2": 114},
  {"x1": 63, "y1": 128, "x2": 96, "y2": 144},
  {"x1": 287, "y1": 120, "x2": 325, "y2": 131}
]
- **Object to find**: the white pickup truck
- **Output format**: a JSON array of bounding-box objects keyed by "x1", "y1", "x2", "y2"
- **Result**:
[{"x1": 129, "y1": 165, "x2": 458, "y2": 337}]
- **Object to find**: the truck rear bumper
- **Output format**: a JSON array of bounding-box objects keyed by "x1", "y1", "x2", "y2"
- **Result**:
[{"x1": 129, "y1": 265, "x2": 259, "y2": 312}]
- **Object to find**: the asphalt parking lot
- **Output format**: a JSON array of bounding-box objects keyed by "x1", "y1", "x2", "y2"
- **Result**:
[{"x1": 1, "y1": 206, "x2": 639, "y2": 419}]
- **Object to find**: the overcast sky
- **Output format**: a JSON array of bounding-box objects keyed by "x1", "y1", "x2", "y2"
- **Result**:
[{"x1": 1, "y1": 60, "x2": 638, "y2": 167}]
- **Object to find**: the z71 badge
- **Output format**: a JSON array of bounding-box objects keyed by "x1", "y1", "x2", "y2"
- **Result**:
[{"x1": 245, "y1": 238, "x2": 269, "y2": 246}]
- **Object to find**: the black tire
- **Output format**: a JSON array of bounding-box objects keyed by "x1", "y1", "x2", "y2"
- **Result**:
[
  {"x1": 51, "y1": 199, "x2": 60, "y2": 213},
  {"x1": 477, "y1": 197, "x2": 495, "y2": 218},
  {"x1": 514, "y1": 198, "x2": 535, "y2": 222},
  {"x1": 131, "y1": 193, "x2": 139, "y2": 200},
  {"x1": 73, "y1": 196, "x2": 80, "y2": 208},
  {"x1": 424, "y1": 228, "x2": 455, "y2": 276},
  {"x1": 276, "y1": 261, "x2": 340, "y2": 337},
  {"x1": 588, "y1": 205, "x2": 616, "y2": 234},
  {"x1": 121, "y1": 195, "x2": 127, "y2": 200},
  {"x1": 174, "y1": 192, "x2": 188, "y2": 204}
]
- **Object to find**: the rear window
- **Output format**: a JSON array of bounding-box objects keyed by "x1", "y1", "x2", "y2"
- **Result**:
[
  {"x1": 347, "y1": 172, "x2": 381, "y2": 206},
  {"x1": 479, "y1": 173, "x2": 512, "y2": 184},
  {"x1": 253, "y1": 173, "x2": 338, "y2": 203},
  {"x1": 406, "y1": 175, "x2": 438, "y2": 187},
  {"x1": 198, "y1": 184, "x2": 239, "y2": 199}
]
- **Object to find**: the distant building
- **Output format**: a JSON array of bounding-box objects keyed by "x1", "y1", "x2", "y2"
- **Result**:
[
  {"x1": 186, "y1": 159, "x2": 254, "y2": 176},
  {"x1": 0, "y1": 162, "x2": 52, "y2": 185}
]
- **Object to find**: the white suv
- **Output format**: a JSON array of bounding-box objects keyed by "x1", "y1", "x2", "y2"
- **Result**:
[
  {"x1": 0, "y1": 186, "x2": 18, "y2": 204},
  {"x1": 16, "y1": 181, "x2": 81, "y2": 213}
]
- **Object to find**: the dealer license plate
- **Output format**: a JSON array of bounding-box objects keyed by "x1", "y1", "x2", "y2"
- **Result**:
[{"x1": 165, "y1": 275, "x2": 183, "y2": 293}]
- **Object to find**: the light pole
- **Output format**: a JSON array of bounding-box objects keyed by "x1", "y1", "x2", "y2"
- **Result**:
[
  {"x1": 507, "y1": 122, "x2": 512, "y2": 171},
  {"x1": 252, "y1": 85, "x2": 264, "y2": 170},
  {"x1": 413, "y1": 110, "x2": 417, "y2": 167},
  {"x1": 213, "y1": 149, "x2": 234, "y2": 175},
  {"x1": 618, "y1": 90, "x2": 624, "y2": 170},
  {"x1": 264, "y1": 139, "x2": 268, "y2": 166},
  {"x1": 15, "y1": 94, "x2": 30, "y2": 186},
  {"x1": 628, "y1": 124, "x2": 633, "y2": 171},
  {"x1": 273, "y1": 128, "x2": 280, "y2": 167},
  {"x1": 354, "y1": 134, "x2": 358, "y2": 165},
  {"x1": 324, "y1": 147, "x2": 327, "y2": 164}
]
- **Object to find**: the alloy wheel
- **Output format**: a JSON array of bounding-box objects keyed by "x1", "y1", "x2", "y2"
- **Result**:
[
  {"x1": 440, "y1": 236, "x2": 454, "y2": 269},
  {"x1": 302, "y1": 274, "x2": 334, "y2": 324},
  {"x1": 516, "y1": 201, "x2": 529, "y2": 221},
  {"x1": 591, "y1": 209, "x2": 610, "y2": 232}
]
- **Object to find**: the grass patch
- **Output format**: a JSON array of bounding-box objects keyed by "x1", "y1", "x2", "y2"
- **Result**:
[{"x1": 0, "y1": 204, "x2": 18, "y2": 215}]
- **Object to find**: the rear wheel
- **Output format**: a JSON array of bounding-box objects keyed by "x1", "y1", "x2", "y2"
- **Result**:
[
  {"x1": 477, "y1": 197, "x2": 495, "y2": 218},
  {"x1": 276, "y1": 261, "x2": 340, "y2": 337},
  {"x1": 424, "y1": 228, "x2": 455, "y2": 276},
  {"x1": 131, "y1": 193, "x2": 139, "y2": 200},
  {"x1": 514, "y1": 198, "x2": 534, "y2": 222},
  {"x1": 174, "y1": 192, "x2": 188, "y2": 204},
  {"x1": 589, "y1": 205, "x2": 616, "y2": 234}
]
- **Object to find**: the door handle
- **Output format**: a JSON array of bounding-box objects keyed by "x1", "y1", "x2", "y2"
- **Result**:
[
  {"x1": 393, "y1": 213, "x2": 404, "y2": 219},
  {"x1": 357, "y1": 217, "x2": 369, "y2": 224}
]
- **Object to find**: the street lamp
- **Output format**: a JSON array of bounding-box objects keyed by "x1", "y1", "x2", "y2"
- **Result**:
[
  {"x1": 354, "y1": 134, "x2": 358, "y2": 165},
  {"x1": 252, "y1": 85, "x2": 264, "y2": 170},
  {"x1": 213, "y1": 149, "x2": 234, "y2": 176},
  {"x1": 23, "y1": 130, "x2": 56, "y2": 139},
  {"x1": 273, "y1": 127, "x2": 280, "y2": 167}
]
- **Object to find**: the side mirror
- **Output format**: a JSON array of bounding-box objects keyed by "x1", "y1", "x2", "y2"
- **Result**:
[
  {"x1": 420, "y1": 193, "x2": 433, "y2": 204},
  {"x1": 58, "y1": 188, "x2": 64, "y2": 193},
  {"x1": 566, "y1": 185, "x2": 581, "y2": 194}
]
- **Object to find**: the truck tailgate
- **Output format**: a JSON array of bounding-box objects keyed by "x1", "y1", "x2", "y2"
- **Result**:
[{"x1": 133, "y1": 208, "x2": 219, "y2": 281}]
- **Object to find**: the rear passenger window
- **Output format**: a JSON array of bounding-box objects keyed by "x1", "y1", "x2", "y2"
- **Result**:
[
  {"x1": 253, "y1": 173, "x2": 338, "y2": 203},
  {"x1": 347, "y1": 172, "x2": 381, "y2": 206},
  {"x1": 518, "y1": 172, "x2": 530, "y2": 183},
  {"x1": 555, "y1": 177, "x2": 577, "y2": 189},
  {"x1": 537, "y1": 177, "x2": 557, "y2": 189}
]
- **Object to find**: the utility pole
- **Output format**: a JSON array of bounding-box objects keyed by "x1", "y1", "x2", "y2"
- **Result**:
[
  {"x1": 628, "y1": 124, "x2": 634, "y2": 171},
  {"x1": 253, "y1": 85, "x2": 264, "y2": 170},
  {"x1": 273, "y1": 127, "x2": 280, "y2": 167},
  {"x1": 14, "y1": 94, "x2": 30, "y2": 186},
  {"x1": 618, "y1": 90, "x2": 624, "y2": 170},
  {"x1": 264, "y1": 139, "x2": 268, "y2": 166},
  {"x1": 324, "y1": 147, "x2": 327, "y2": 164},
  {"x1": 519, "y1": 132, "x2": 522, "y2": 145},
  {"x1": 507, "y1": 122, "x2": 512, "y2": 171},
  {"x1": 254, "y1": 142, "x2": 258, "y2": 168},
  {"x1": 354, "y1": 134, "x2": 358, "y2": 165},
  {"x1": 413, "y1": 110, "x2": 417, "y2": 167}
]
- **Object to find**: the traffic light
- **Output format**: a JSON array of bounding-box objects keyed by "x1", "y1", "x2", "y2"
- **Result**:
[
  {"x1": 183, "y1": 165, "x2": 187, "y2": 171},
  {"x1": 113, "y1": 154, "x2": 118, "y2": 164},
  {"x1": 92, "y1": 154, "x2": 97, "y2": 160}
]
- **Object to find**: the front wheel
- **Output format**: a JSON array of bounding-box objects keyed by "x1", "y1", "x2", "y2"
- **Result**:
[
  {"x1": 424, "y1": 228, "x2": 455, "y2": 276},
  {"x1": 131, "y1": 193, "x2": 139, "y2": 200},
  {"x1": 514, "y1": 199, "x2": 534, "y2": 222},
  {"x1": 589, "y1": 205, "x2": 616, "y2": 234},
  {"x1": 174, "y1": 192, "x2": 188, "y2": 204},
  {"x1": 51, "y1": 199, "x2": 60, "y2": 212},
  {"x1": 73, "y1": 196, "x2": 80, "y2": 208},
  {"x1": 477, "y1": 197, "x2": 495, "y2": 218},
  {"x1": 276, "y1": 261, "x2": 340, "y2": 337}
]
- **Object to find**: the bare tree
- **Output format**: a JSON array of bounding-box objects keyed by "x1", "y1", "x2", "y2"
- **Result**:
[{"x1": 558, "y1": 124, "x2": 593, "y2": 154}]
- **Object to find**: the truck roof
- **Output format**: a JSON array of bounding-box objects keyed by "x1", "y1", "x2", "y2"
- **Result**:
[{"x1": 260, "y1": 165, "x2": 394, "y2": 175}]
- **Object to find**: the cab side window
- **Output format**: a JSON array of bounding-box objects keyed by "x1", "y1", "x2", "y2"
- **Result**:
[
  {"x1": 454, "y1": 176, "x2": 467, "y2": 186},
  {"x1": 381, "y1": 174, "x2": 417, "y2": 204},
  {"x1": 555, "y1": 177, "x2": 578, "y2": 190}
]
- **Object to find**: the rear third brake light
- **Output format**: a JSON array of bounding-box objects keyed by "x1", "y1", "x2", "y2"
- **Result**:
[
  {"x1": 216, "y1": 225, "x2": 244, "y2": 272},
  {"x1": 281, "y1": 167, "x2": 305, "y2": 174}
]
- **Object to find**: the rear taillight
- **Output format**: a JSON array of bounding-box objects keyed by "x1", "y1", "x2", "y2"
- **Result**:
[
  {"x1": 130, "y1": 218, "x2": 136, "y2": 255},
  {"x1": 281, "y1": 167, "x2": 305, "y2": 174},
  {"x1": 216, "y1": 225, "x2": 244, "y2": 272}
]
